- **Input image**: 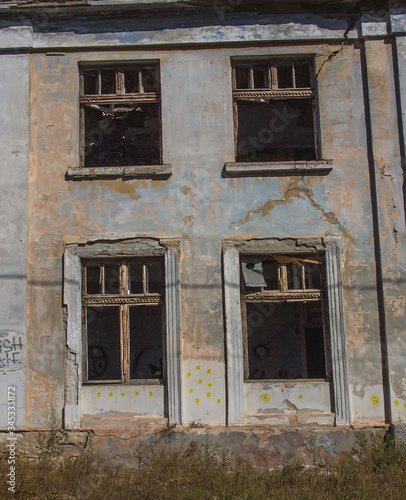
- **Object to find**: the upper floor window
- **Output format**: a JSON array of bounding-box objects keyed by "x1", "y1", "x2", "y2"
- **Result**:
[
  {"x1": 232, "y1": 59, "x2": 318, "y2": 163},
  {"x1": 79, "y1": 63, "x2": 161, "y2": 167}
]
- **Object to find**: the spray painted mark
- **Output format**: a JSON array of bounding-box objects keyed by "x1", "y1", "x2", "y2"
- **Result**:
[
  {"x1": 260, "y1": 392, "x2": 270, "y2": 403},
  {"x1": 371, "y1": 395, "x2": 380, "y2": 411},
  {"x1": 0, "y1": 331, "x2": 24, "y2": 372}
]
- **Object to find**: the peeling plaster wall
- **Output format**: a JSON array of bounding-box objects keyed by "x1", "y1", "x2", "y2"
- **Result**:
[
  {"x1": 0, "y1": 52, "x2": 29, "y2": 429},
  {"x1": 1, "y1": 6, "x2": 402, "y2": 431}
]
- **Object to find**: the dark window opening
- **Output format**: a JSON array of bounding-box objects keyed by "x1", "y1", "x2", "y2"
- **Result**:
[
  {"x1": 130, "y1": 305, "x2": 163, "y2": 379},
  {"x1": 87, "y1": 306, "x2": 121, "y2": 381},
  {"x1": 232, "y1": 59, "x2": 318, "y2": 163},
  {"x1": 80, "y1": 63, "x2": 161, "y2": 167},
  {"x1": 241, "y1": 254, "x2": 329, "y2": 381}
]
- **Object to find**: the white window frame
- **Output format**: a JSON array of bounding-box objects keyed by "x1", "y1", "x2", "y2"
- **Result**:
[
  {"x1": 63, "y1": 238, "x2": 181, "y2": 428},
  {"x1": 223, "y1": 236, "x2": 350, "y2": 425}
]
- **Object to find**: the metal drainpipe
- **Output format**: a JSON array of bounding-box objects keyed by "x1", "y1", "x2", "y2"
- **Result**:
[{"x1": 359, "y1": 38, "x2": 392, "y2": 427}]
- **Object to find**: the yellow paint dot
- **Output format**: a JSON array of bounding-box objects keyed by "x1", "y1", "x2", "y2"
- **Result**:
[
  {"x1": 188, "y1": 389, "x2": 194, "y2": 394},
  {"x1": 260, "y1": 392, "x2": 270, "y2": 403},
  {"x1": 216, "y1": 399, "x2": 221, "y2": 405},
  {"x1": 134, "y1": 391, "x2": 140, "y2": 397},
  {"x1": 298, "y1": 394, "x2": 303, "y2": 401},
  {"x1": 206, "y1": 369, "x2": 212, "y2": 374},
  {"x1": 196, "y1": 366, "x2": 201, "y2": 371},
  {"x1": 120, "y1": 392, "x2": 125, "y2": 398},
  {"x1": 403, "y1": 404, "x2": 406, "y2": 412},
  {"x1": 96, "y1": 392, "x2": 101, "y2": 398},
  {"x1": 206, "y1": 392, "x2": 211, "y2": 398},
  {"x1": 148, "y1": 391, "x2": 154, "y2": 397},
  {"x1": 371, "y1": 395, "x2": 380, "y2": 411},
  {"x1": 198, "y1": 379, "x2": 203, "y2": 385},
  {"x1": 195, "y1": 398, "x2": 200, "y2": 405},
  {"x1": 186, "y1": 372, "x2": 192, "y2": 378},
  {"x1": 208, "y1": 383, "x2": 213, "y2": 388},
  {"x1": 394, "y1": 400, "x2": 400, "y2": 407},
  {"x1": 108, "y1": 392, "x2": 113, "y2": 399}
]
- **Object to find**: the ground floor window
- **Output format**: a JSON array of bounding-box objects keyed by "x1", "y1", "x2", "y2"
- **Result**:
[
  {"x1": 223, "y1": 237, "x2": 350, "y2": 425},
  {"x1": 63, "y1": 239, "x2": 181, "y2": 427},
  {"x1": 82, "y1": 258, "x2": 165, "y2": 383},
  {"x1": 240, "y1": 254, "x2": 330, "y2": 381}
]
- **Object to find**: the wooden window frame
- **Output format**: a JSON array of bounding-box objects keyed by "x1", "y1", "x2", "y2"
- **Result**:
[
  {"x1": 240, "y1": 254, "x2": 331, "y2": 381},
  {"x1": 79, "y1": 62, "x2": 162, "y2": 167},
  {"x1": 81, "y1": 258, "x2": 166, "y2": 385},
  {"x1": 232, "y1": 58, "x2": 320, "y2": 162}
]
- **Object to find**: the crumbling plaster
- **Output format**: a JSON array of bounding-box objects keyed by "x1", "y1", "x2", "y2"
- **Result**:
[{"x1": 0, "y1": 4, "x2": 402, "y2": 431}]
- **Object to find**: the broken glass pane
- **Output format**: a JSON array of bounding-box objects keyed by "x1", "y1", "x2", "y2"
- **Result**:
[
  {"x1": 141, "y1": 68, "x2": 157, "y2": 93},
  {"x1": 241, "y1": 259, "x2": 267, "y2": 288},
  {"x1": 84, "y1": 103, "x2": 160, "y2": 166}
]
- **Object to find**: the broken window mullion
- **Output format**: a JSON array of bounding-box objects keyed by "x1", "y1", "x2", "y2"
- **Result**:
[
  {"x1": 117, "y1": 68, "x2": 124, "y2": 95},
  {"x1": 142, "y1": 263, "x2": 147, "y2": 295},
  {"x1": 101, "y1": 265, "x2": 105, "y2": 295},
  {"x1": 120, "y1": 263, "x2": 128, "y2": 295},
  {"x1": 302, "y1": 264, "x2": 306, "y2": 290},
  {"x1": 138, "y1": 69, "x2": 144, "y2": 94},
  {"x1": 299, "y1": 304, "x2": 308, "y2": 378},
  {"x1": 249, "y1": 65, "x2": 254, "y2": 89},
  {"x1": 97, "y1": 70, "x2": 101, "y2": 95},
  {"x1": 120, "y1": 305, "x2": 129, "y2": 382}
]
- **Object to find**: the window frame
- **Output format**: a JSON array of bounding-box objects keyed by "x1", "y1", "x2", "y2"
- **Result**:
[
  {"x1": 63, "y1": 239, "x2": 182, "y2": 428},
  {"x1": 79, "y1": 62, "x2": 162, "y2": 169},
  {"x1": 239, "y1": 253, "x2": 331, "y2": 382},
  {"x1": 232, "y1": 57, "x2": 320, "y2": 162},
  {"x1": 223, "y1": 237, "x2": 351, "y2": 425},
  {"x1": 225, "y1": 57, "x2": 334, "y2": 176},
  {"x1": 81, "y1": 257, "x2": 166, "y2": 385}
]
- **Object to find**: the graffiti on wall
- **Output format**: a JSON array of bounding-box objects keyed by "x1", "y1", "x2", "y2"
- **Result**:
[{"x1": 0, "y1": 331, "x2": 24, "y2": 372}]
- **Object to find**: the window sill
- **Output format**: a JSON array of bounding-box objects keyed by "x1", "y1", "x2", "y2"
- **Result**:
[
  {"x1": 224, "y1": 160, "x2": 333, "y2": 177},
  {"x1": 66, "y1": 163, "x2": 172, "y2": 180},
  {"x1": 83, "y1": 379, "x2": 164, "y2": 385}
]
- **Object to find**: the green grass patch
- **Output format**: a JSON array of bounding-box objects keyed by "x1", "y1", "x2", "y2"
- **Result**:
[{"x1": 1, "y1": 433, "x2": 405, "y2": 499}]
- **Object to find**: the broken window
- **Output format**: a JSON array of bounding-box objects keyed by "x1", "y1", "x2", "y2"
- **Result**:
[
  {"x1": 232, "y1": 59, "x2": 318, "y2": 162},
  {"x1": 82, "y1": 258, "x2": 165, "y2": 382},
  {"x1": 240, "y1": 254, "x2": 330, "y2": 380},
  {"x1": 80, "y1": 63, "x2": 161, "y2": 167}
]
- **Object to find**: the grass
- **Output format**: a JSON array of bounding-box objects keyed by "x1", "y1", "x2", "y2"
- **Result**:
[{"x1": 1, "y1": 433, "x2": 405, "y2": 499}]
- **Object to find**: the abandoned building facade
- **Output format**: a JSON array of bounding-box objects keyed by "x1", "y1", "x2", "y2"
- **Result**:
[{"x1": 0, "y1": 0, "x2": 406, "y2": 459}]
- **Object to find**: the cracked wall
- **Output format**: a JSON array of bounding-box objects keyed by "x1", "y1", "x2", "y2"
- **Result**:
[{"x1": 0, "y1": 5, "x2": 404, "y2": 432}]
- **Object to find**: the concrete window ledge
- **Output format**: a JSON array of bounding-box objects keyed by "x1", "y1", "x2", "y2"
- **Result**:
[
  {"x1": 224, "y1": 160, "x2": 333, "y2": 176},
  {"x1": 66, "y1": 163, "x2": 172, "y2": 180}
]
